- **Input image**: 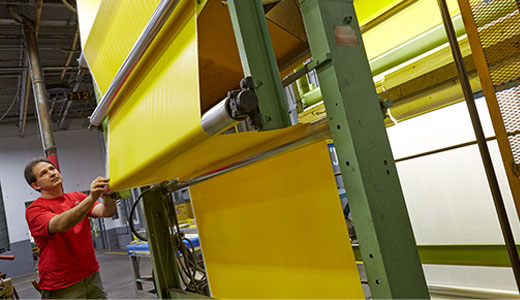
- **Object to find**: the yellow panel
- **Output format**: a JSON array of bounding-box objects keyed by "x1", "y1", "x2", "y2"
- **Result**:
[
  {"x1": 190, "y1": 141, "x2": 364, "y2": 299},
  {"x1": 76, "y1": 0, "x2": 102, "y2": 49},
  {"x1": 81, "y1": 0, "x2": 160, "y2": 93},
  {"x1": 363, "y1": 0, "x2": 460, "y2": 60},
  {"x1": 354, "y1": 0, "x2": 402, "y2": 25}
]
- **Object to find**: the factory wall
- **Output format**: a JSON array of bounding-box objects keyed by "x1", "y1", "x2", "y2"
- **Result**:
[
  {"x1": 0, "y1": 120, "x2": 125, "y2": 276},
  {"x1": 387, "y1": 97, "x2": 520, "y2": 292}
]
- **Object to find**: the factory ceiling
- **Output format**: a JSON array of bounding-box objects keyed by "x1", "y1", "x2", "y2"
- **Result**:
[{"x1": 0, "y1": 0, "x2": 96, "y2": 134}]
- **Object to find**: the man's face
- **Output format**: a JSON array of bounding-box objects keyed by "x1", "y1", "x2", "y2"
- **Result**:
[{"x1": 31, "y1": 162, "x2": 63, "y2": 192}]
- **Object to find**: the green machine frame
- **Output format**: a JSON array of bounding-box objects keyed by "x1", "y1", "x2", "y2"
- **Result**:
[
  {"x1": 298, "y1": 0, "x2": 428, "y2": 298},
  {"x1": 139, "y1": 0, "x2": 429, "y2": 298}
]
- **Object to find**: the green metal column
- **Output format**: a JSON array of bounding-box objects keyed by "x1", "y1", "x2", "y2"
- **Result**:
[
  {"x1": 141, "y1": 187, "x2": 183, "y2": 299},
  {"x1": 298, "y1": 0, "x2": 429, "y2": 298},
  {"x1": 227, "y1": 0, "x2": 291, "y2": 130}
]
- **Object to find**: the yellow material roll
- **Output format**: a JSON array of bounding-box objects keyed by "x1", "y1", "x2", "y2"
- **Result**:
[
  {"x1": 78, "y1": 0, "x2": 462, "y2": 190},
  {"x1": 79, "y1": 0, "x2": 317, "y2": 190}
]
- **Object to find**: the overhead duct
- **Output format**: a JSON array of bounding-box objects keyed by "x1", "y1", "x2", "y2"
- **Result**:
[{"x1": 8, "y1": 6, "x2": 60, "y2": 169}]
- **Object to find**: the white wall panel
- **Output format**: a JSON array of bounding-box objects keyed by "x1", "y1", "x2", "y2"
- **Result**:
[{"x1": 386, "y1": 98, "x2": 520, "y2": 291}]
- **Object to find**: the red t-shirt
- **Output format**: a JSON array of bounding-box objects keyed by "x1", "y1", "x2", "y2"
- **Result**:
[{"x1": 25, "y1": 192, "x2": 101, "y2": 290}]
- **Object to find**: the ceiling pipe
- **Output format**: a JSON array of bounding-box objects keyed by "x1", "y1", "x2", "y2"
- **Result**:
[
  {"x1": 49, "y1": 29, "x2": 79, "y2": 117},
  {"x1": 34, "y1": 0, "x2": 42, "y2": 37},
  {"x1": 58, "y1": 54, "x2": 88, "y2": 130},
  {"x1": 9, "y1": 6, "x2": 60, "y2": 169},
  {"x1": 21, "y1": 0, "x2": 42, "y2": 138},
  {"x1": 17, "y1": 63, "x2": 28, "y2": 134},
  {"x1": 60, "y1": 29, "x2": 78, "y2": 81},
  {"x1": 20, "y1": 73, "x2": 30, "y2": 137},
  {"x1": 60, "y1": 0, "x2": 77, "y2": 13}
]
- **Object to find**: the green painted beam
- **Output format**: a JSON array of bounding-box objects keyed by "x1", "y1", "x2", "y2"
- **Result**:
[
  {"x1": 168, "y1": 288, "x2": 211, "y2": 299},
  {"x1": 227, "y1": 0, "x2": 291, "y2": 130},
  {"x1": 141, "y1": 187, "x2": 182, "y2": 299},
  {"x1": 353, "y1": 244, "x2": 520, "y2": 267},
  {"x1": 298, "y1": 0, "x2": 429, "y2": 298}
]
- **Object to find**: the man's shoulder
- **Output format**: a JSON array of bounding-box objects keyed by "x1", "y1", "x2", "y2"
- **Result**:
[
  {"x1": 26, "y1": 197, "x2": 45, "y2": 209},
  {"x1": 25, "y1": 197, "x2": 49, "y2": 219}
]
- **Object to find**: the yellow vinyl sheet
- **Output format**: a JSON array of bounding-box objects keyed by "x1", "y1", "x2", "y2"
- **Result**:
[
  {"x1": 76, "y1": 0, "x2": 102, "y2": 49},
  {"x1": 189, "y1": 141, "x2": 364, "y2": 299},
  {"x1": 82, "y1": 0, "x2": 160, "y2": 93}
]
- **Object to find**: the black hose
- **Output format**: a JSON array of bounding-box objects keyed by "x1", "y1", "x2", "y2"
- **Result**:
[{"x1": 128, "y1": 189, "x2": 149, "y2": 241}]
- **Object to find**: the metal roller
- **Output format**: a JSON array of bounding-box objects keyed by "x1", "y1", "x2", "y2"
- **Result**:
[{"x1": 201, "y1": 77, "x2": 262, "y2": 135}]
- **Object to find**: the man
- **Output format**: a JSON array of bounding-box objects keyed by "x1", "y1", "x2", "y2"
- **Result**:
[{"x1": 24, "y1": 157, "x2": 116, "y2": 299}]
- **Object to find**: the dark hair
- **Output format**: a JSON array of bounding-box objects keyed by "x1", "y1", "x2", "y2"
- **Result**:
[{"x1": 24, "y1": 158, "x2": 55, "y2": 186}]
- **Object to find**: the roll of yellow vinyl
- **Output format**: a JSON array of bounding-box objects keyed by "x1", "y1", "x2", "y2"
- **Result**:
[
  {"x1": 78, "y1": 0, "x2": 314, "y2": 190},
  {"x1": 190, "y1": 141, "x2": 364, "y2": 299},
  {"x1": 77, "y1": 0, "x2": 462, "y2": 190}
]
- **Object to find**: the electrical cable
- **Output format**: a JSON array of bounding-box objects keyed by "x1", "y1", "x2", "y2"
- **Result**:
[
  {"x1": 166, "y1": 194, "x2": 208, "y2": 295},
  {"x1": 60, "y1": 0, "x2": 77, "y2": 13},
  {"x1": 128, "y1": 186, "x2": 209, "y2": 295},
  {"x1": 128, "y1": 188, "x2": 150, "y2": 241},
  {"x1": 0, "y1": 90, "x2": 19, "y2": 121}
]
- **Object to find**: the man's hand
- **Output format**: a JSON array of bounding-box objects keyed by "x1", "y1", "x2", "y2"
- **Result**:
[
  {"x1": 48, "y1": 177, "x2": 109, "y2": 234},
  {"x1": 90, "y1": 177, "x2": 109, "y2": 200}
]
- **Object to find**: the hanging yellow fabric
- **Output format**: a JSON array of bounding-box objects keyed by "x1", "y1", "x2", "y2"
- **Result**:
[
  {"x1": 76, "y1": 0, "x2": 102, "y2": 49},
  {"x1": 82, "y1": 0, "x2": 160, "y2": 94},
  {"x1": 190, "y1": 141, "x2": 364, "y2": 299}
]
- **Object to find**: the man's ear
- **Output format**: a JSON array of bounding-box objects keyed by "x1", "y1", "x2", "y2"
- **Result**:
[{"x1": 31, "y1": 182, "x2": 41, "y2": 191}]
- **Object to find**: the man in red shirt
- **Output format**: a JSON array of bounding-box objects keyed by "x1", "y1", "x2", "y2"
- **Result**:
[{"x1": 24, "y1": 158, "x2": 116, "y2": 299}]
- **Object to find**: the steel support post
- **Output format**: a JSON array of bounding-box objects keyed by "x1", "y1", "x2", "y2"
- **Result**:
[
  {"x1": 227, "y1": 0, "x2": 291, "y2": 130},
  {"x1": 298, "y1": 0, "x2": 429, "y2": 298},
  {"x1": 141, "y1": 187, "x2": 183, "y2": 299}
]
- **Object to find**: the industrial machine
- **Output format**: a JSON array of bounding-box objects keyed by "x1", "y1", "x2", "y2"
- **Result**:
[{"x1": 77, "y1": 0, "x2": 520, "y2": 298}]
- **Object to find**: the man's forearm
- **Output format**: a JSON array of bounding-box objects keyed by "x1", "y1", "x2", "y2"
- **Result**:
[
  {"x1": 48, "y1": 195, "x2": 97, "y2": 233},
  {"x1": 95, "y1": 197, "x2": 117, "y2": 217}
]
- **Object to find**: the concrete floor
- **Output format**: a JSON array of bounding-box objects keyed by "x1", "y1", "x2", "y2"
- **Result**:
[
  {"x1": 10, "y1": 250, "x2": 153, "y2": 299},
  {"x1": 9, "y1": 250, "x2": 372, "y2": 299}
]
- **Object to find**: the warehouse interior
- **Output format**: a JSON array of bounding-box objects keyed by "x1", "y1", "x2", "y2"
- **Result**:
[{"x1": 0, "y1": 0, "x2": 520, "y2": 298}]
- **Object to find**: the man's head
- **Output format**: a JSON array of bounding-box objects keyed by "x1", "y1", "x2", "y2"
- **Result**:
[{"x1": 24, "y1": 158, "x2": 63, "y2": 192}]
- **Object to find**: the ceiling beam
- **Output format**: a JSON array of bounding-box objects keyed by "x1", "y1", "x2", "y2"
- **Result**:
[
  {"x1": 0, "y1": 19, "x2": 77, "y2": 27},
  {"x1": 0, "y1": 66, "x2": 75, "y2": 72},
  {"x1": 0, "y1": 1, "x2": 72, "y2": 7},
  {"x1": 0, "y1": 46, "x2": 80, "y2": 53}
]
